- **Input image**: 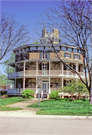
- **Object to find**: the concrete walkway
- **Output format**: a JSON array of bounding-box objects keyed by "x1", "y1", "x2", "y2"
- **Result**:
[{"x1": 8, "y1": 98, "x2": 40, "y2": 111}]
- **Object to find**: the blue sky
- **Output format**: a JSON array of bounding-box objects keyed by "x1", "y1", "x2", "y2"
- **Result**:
[
  {"x1": 1, "y1": 0, "x2": 56, "y2": 74},
  {"x1": 1, "y1": 0, "x2": 55, "y2": 42}
]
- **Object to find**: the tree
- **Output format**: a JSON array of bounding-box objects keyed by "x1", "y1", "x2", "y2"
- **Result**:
[
  {"x1": 60, "y1": 80, "x2": 89, "y2": 99},
  {"x1": 0, "y1": 74, "x2": 7, "y2": 86},
  {"x1": 4, "y1": 52, "x2": 15, "y2": 74},
  {"x1": 0, "y1": 12, "x2": 30, "y2": 63},
  {"x1": 35, "y1": 0, "x2": 92, "y2": 103}
]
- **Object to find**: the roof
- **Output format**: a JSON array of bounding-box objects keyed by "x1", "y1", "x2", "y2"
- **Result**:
[{"x1": 13, "y1": 43, "x2": 79, "y2": 52}]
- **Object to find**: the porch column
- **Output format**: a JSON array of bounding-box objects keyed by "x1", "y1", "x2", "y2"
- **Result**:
[
  {"x1": 7, "y1": 65, "x2": 9, "y2": 92},
  {"x1": 76, "y1": 63, "x2": 78, "y2": 72},
  {"x1": 76, "y1": 63, "x2": 78, "y2": 77},
  {"x1": 24, "y1": 61, "x2": 25, "y2": 76},
  {"x1": 23, "y1": 78, "x2": 25, "y2": 91},
  {"x1": 23, "y1": 62, "x2": 25, "y2": 90},
  {"x1": 49, "y1": 77, "x2": 50, "y2": 94},
  {"x1": 36, "y1": 61, "x2": 38, "y2": 76},
  {"x1": 62, "y1": 63, "x2": 63, "y2": 75},
  {"x1": 49, "y1": 61, "x2": 50, "y2": 76},
  {"x1": 36, "y1": 77, "x2": 37, "y2": 94},
  {"x1": 62, "y1": 77, "x2": 63, "y2": 88},
  {"x1": 15, "y1": 64, "x2": 16, "y2": 90}
]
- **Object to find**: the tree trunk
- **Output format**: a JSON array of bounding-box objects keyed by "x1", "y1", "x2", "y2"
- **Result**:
[{"x1": 89, "y1": 89, "x2": 92, "y2": 104}]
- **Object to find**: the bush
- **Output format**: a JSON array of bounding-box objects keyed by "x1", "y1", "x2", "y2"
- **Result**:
[
  {"x1": 22, "y1": 89, "x2": 34, "y2": 98},
  {"x1": 59, "y1": 80, "x2": 89, "y2": 99},
  {"x1": 50, "y1": 91, "x2": 59, "y2": 99}
]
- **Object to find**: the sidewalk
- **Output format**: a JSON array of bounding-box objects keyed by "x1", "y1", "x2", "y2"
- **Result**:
[{"x1": 0, "y1": 98, "x2": 92, "y2": 119}]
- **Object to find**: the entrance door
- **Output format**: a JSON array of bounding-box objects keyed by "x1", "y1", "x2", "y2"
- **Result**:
[
  {"x1": 42, "y1": 82, "x2": 48, "y2": 94},
  {"x1": 42, "y1": 63, "x2": 47, "y2": 75}
]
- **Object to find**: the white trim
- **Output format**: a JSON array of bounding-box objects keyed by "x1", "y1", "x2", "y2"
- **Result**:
[{"x1": 62, "y1": 77, "x2": 63, "y2": 88}]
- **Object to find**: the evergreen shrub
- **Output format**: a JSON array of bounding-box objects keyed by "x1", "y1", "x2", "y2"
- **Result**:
[
  {"x1": 22, "y1": 89, "x2": 34, "y2": 98},
  {"x1": 50, "y1": 91, "x2": 59, "y2": 99}
]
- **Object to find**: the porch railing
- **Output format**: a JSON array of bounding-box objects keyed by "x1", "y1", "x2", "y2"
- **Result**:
[{"x1": 8, "y1": 70, "x2": 84, "y2": 78}]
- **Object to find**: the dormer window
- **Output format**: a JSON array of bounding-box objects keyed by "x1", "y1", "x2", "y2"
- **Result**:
[{"x1": 64, "y1": 52, "x2": 71, "y2": 59}]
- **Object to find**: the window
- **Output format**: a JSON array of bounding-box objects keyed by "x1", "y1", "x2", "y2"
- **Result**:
[
  {"x1": 68, "y1": 48, "x2": 72, "y2": 52},
  {"x1": 62, "y1": 47, "x2": 66, "y2": 51},
  {"x1": 55, "y1": 47, "x2": 60, "y2": 50},
  {"x1": 42, "y1": 63, "x2": 47, "y2": 75},
  {"x1": 73, "y1": 48, "x2": 77, "y2": 53},
  {"x1": 42, "y1": 51, "x2": 47, "y2": 59},
  {"x1": 38, "y1": 47, "x2": 44, "y2": 50},
  {"x1": 64, "y1": 52, "x2": 71, "y2": 58},
  {"x1": 73, "y1": 54, "x2": 80, "y2": 60},
  {"x1": 30, "y1": 47, "x2": 36, "y2": 50}
]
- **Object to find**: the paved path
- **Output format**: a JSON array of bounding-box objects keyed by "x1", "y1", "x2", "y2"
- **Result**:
[
  {"x1": 7, "y1": 98, "x2": 41, "y2": 114},
  {"x1": 0, "y1": 98, "x2": 46, "y2": 117}
]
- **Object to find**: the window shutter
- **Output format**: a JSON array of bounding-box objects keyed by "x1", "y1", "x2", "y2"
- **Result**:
[
  {"x1": 47, "y1": 63, "x2": 49, "y2": 70},
  {"x1": 70, "y1": 63, "x2": 71, "y2": 67},
  {"x1": 39, "y1": 63, "x2": 42, "y2": 70},
  {"x1": 79, "y1": 65, "x2": 80, "y2": 72},
  {"x1": 47, "y1": 53, "x2": 49, "y2": 60},
  {"x1": 79, "y1": 55, "x2": 80, "y2": 60},
  {"x1": 73, "y1": 54, "x2": 75, "y2": 59},
  {"x1": 70, "y1": 54, "x2": 71, "y2": 58},
  {"x1": 64, "y1": 52, "x2": 66, "y2": 58},
  {"x1": 40, "y1": 52, "x2": 42, "y2": 59},
  {"x1": 73, "y1": 64, "x2": 75, "y2": 69}
]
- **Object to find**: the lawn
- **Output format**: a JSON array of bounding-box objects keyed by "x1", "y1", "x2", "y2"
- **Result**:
[
  {"x1": 0, "y1": 97, "x2": 29, "y2": 111},
  {"x1": 28, "y1": 99, "x2": 92, "y2": 116}
]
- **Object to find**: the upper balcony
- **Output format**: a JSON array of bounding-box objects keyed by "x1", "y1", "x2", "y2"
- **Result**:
[{"x1": 8, "y1": 70, "x2": 84, "y2": 79}]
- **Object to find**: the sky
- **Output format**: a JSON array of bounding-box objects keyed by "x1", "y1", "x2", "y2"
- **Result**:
[
  {"x1": 1, "y1": 0, "x2": 55, "y2": 42},
  {"x1": 0, "y1": 0, "x2": 56, "y2": 74}
]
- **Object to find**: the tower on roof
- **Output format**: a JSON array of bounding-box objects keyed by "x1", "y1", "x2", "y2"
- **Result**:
[{"x1": 40, "y1": 28, "x2": 61, "y2": 44}]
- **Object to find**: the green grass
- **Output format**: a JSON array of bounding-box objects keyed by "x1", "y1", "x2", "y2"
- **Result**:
[
  {"x1": 0, "y1": 105, "x2": 23, "y2": 111},
  {"x1": 28, "y1": 99, "x2": 92, "y2": 116},
  {"x1": 0, "y1": 97, "x2": 29, "y2": 106},
  {"x1": 0, "y1": 97, "x2": 29, "y2": 111}
]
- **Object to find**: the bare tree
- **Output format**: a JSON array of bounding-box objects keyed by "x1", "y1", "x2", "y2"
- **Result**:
[
  {"x1": 34, "y1": 0, "x2": 92, "y2": 103},
  {"x1": 0, "y1": 13, "x2": 30, "y2": 63}
]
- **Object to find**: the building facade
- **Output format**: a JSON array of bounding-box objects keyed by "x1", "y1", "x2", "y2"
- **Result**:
[{"x1": 7, "y1": 29, "x2": 84, "y2": 98}]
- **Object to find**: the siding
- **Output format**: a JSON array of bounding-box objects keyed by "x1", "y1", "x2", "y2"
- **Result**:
[
  {"x1": 50, "y1": 51, "x2": 83, "y2": 62},
  {"x1": 29, "y1": 53, "x2": 40, "y2": 60}
]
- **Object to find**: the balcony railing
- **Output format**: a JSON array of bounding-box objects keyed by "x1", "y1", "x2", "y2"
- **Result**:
[
  {"x1": 7, "y1": 88, "x2": 23, "y2": 94},
  {"x1": 8, "y1": 71, "x2": 24, "y2": 79},
  {"x1": 25, "y1": 70, "x2": 36, "y2": 76},
  {"x1": 8, "y1": 70, "x2": 84, "y2": 79},
  {"x1": 38, "y1": 70, "x2": 49, "y2": 76}
]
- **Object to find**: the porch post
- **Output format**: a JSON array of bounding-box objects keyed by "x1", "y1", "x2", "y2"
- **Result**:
[
  {"x1": 76, "y1": 63, "x2": 78, "y2": 77},
  {"x1": 62, "y1": 77, "x2": 63, "y2": 88},
  {"x1": 23, "y1": 62, "x2": 25, "y2": 90},
  {"x1": 24, "y1": 61, "x2": 25, "y2": 76},
  {"x1": 49, "y1": 77, "x2": 50, "y2": 94},
  {"x1": 15, "y1": 64, "x2": 16, "y2": 90},
  {"x1": 62, "y1": 63, "x2": 63, "y2": 75},
  {"x1": 76, "y1": 63, "x2": 78, "y2": 72},
  {"x1": 49, "y1": 61, "x2": 50, "y2": 76},
  {"x1": 23, "y1": 78, "x2": 25, "y2": 91},
  {"x1": 36, "y1": 61, "x2": 38, "y2": 95},
  {"x1": 36, "y1": 61, "x2": 38, "y2": 76},
  {"x1": 7, "y1": 65, "x2": 9, "y2": 93}
]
